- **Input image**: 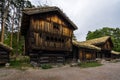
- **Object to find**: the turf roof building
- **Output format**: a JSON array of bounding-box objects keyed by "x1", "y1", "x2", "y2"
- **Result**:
[{"x1": 72, "y1": 36, "x2": 120, "y2": 61}]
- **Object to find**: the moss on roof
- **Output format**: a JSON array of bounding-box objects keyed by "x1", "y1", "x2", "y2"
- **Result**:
[
  {"x1": 72, "y1": 40, "x2": 101, "y2": 51},
  {"x1": 80, "y1": 36, "x2": 110, "y2": 45},
  {"x1": 73, "y1": 36, "x2": 112, "y2": 51}
]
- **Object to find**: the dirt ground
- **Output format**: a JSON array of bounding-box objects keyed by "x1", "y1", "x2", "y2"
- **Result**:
[{"x1": 0, "y1": 62, "x2": 120, "y2": 80}]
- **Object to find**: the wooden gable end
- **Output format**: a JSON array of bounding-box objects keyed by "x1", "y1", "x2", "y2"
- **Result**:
[
  {"x1": 30, "y1": 13, "x2": 73, "y2": 37},
  {"x1": 21, "y1": 7, "x2": 77, "y2": 36},
  {"x1": 102, "y1": 38, "x2": 113, "y2": 50},
  {"x1": 95, "y1": 38, "x2": 113, "y2": 50},
  {"x1": 26, "y1": 13, "x2": 73, "y2": 51}
]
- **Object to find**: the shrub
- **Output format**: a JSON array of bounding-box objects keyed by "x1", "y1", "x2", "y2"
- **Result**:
[
  {"x1": 78, "y1": 61, "x2": 102, "y2": 68},
  {"x1": 41, "y1": 64, "x2": 53, "y2": 69},
  {"x1": 16, "y1": 56, "x2": 30, "y2": 63},
  {"x1": 10, "y1": 56, "x2": 31, "y2": 70}
]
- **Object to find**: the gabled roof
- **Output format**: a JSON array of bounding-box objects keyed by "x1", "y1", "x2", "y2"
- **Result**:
[
  {"x1": 72, "y1": 40, "x2": 101, "y2": 51},
  {"x1": 80, "y1": 36, "x2": 111, "y2": 45},
  {"x1": 0, "y1": 42, "x2": 12, "y2": 51},
  {"x1": 73, "y1": 36, "x2": 112, "y2": 51},
  {"x1": 22, "y1": 6, "x2": 78, "y2": 30}
]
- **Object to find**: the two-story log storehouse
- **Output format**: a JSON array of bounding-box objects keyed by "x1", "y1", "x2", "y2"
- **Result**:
[{"x1": 21, "y1": 7, "x2": 77, "y2": 64}]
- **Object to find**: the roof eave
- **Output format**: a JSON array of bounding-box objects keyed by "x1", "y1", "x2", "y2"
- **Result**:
[{"x1": 22, "y1": 7, "x2": 78, "y2": 30}]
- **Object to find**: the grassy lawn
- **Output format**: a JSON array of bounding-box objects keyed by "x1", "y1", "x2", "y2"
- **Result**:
[{"x1": 78, "y1": 62, "x2": 102, "y2": 68}]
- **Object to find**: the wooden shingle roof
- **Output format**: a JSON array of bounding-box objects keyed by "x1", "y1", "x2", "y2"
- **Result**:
[
  {"x1": 22, "y1": 6, "x2": 78, "y2": 30},
  {"x1": 23, "y1": 7, "x2": 60, "y2": 15}
]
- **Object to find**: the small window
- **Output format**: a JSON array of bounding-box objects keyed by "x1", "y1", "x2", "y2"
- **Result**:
[
  {"x1": 62, "y1": 39, "x2": 64, "y2": 43},
  {"x1": 39, "y1": 33, "x2": 42, "y2": 37},
  {"x1": 55, "y1": 37, "x2": 57, "y2": 42},
  {"x1": 46, "y1": 36, "x2": 50, "y2": 41},
  {"x1": 53, "y1": 22, "x2": 60, "y2": 30},
  {"x1": 58, "y1": 38, "x2": 61, "y2": 42},
  {"x1": 51, "y1": 37, "x2": 53, "y2": 41}
]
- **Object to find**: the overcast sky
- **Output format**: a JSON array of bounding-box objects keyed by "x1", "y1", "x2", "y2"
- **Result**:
[{"x1": 29, "y1": 0, "x2": 120, "y2": 41}]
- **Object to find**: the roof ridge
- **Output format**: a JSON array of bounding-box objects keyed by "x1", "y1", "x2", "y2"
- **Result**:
[
  {"x1": 21, "y1": 6, "x2": 78, "y2": 31},
  {"x1": 80, "y1": 36, "x2": 111, "y2": 45},
  {"x1": 23, "y1": 6, "x2": 59, "y2": 11},
  {"x1": 72, "y1": 40, "x2": 101, "y2": 51}
]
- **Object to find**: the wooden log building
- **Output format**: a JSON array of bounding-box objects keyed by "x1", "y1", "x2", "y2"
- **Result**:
[
  {"x1": 0, "y1": 42, "x2": 12, "y2": 64},
  {"x1": 73, "y1": 40, "x2": 101, "y2": 61},
  {"x1": 21, "y1": 7, "x2": 77, "y2": 64},
  {"x1": 72, "y1": 36, "x2": 117, "y2": 61}
]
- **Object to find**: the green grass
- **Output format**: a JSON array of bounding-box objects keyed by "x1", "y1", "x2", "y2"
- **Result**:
[
  {"x1": 10, "y1": 56, "x2": 32, "y2": 70},
  {"x1": 10, "y1": 60, "x2": 31, "y2": 68},
  {"x1": 78, "y1": 62, "x2": 102, "y2": 68},
  {"x1": 41, "y1": 64, "x2": 53, "y2": 69}
]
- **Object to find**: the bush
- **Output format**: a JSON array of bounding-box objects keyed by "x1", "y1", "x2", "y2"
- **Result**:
[
  {"x1": 16, "y1": 56, "x2": 30, "y2": 63},
  {"x1": 78, "y1": 61, "x2": 102, "y2": 68},
  {"x1": 41, "y1": 64, "x2": 53, "y2": 69},
  {"x1": 10, "y1": 56, "x2": 31, "y2": 70}
]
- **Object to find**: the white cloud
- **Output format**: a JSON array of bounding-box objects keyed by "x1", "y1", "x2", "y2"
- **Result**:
[{"x1": 30, "y1": 0, "x2": 120, "y2": 41}]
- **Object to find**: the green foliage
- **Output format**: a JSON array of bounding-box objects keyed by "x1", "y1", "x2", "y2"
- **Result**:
[
  {"x1": 4, "y1": 32, "x2": 24, "y2": 55},
  {"x1": 86, "y1": 27, "x2": 120, "y2": 52},
  {"x1": 10, "y1": 56, "x2": 31, "y2": 70},
  {"x1": 41, "y1": 64, "x2": 53, "y2": 69},
  {"x1": 78, "y1": 62, "x2": 102, "y2": 68},
  {"x1": 0, "y1": 0, "x2": 34, "y2": 55}
]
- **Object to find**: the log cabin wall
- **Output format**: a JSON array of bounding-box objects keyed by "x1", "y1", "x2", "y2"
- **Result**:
[
  {"x1": 95, "y1": 39, "x2": 113, "y2": 51},
  {"x1": 21, "y1": 11, "x2": 78, "y2": 64},
  {"x1": 0, "y1": 47, "x2": 10, "y2": 64},
  {"x1": 78, "y1": 48, "x2": 96, "y2": 61},
  {"x1": 29, "y1": 14, "x2": 73, "y2": 52},
  {"x1": 111, "y1": 54, "x2": 120, "y2": 59},
  {"x1": 102, "y1": 40, "x2": 112, "y2": 50},
  {"x1": 72, "y1": 36, "x2": 117, "y2": 62},
  {"x1": 21, "y1": 7, "x2": 78, "y2": 64},
  {"x1": 94, "y1": 39, "x2": 113, "y2": 59}
]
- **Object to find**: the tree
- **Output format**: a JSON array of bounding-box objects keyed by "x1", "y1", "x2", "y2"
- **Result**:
[
  {"x1": 0, "y1": 0, "x2": 11, "y2": 43},
  {"x1": 86, "y1": 27, "x2": 120, "y2": 52},
  {"x1": 0, "y1": 0, "x2": 34, "y2": 55},
  {"x1": 14, "y1": 0, "x2": 34, "y2": 55}
]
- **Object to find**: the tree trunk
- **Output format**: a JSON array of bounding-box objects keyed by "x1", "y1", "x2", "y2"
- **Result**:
[
  {"x1": 1, "y1": 18, "x2": 5, "y2": 43},
  {"x1": 16, "y1": 17, "x2": 21, "y2": 56},
  {"x1": 10, "y1": 11, "x2": 15, "y2": 47},
  {"x1": 1, "y1": 0, "x2": 10, "y2": 43}
]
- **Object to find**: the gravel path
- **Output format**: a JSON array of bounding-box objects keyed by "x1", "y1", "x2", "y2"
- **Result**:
[{"x1": 0, "y1": 62, "x2": 120, "y2": 80}]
